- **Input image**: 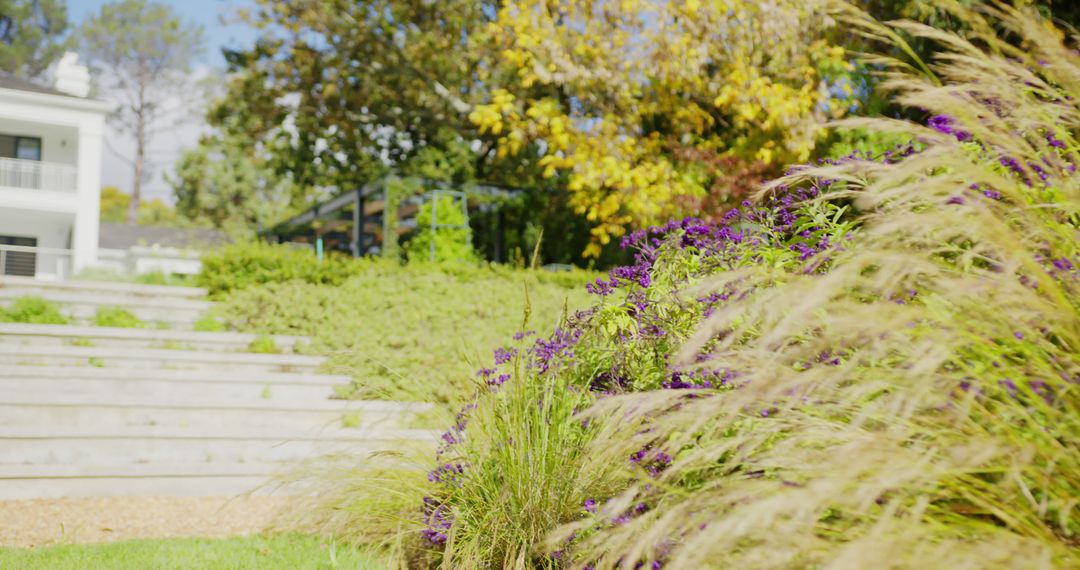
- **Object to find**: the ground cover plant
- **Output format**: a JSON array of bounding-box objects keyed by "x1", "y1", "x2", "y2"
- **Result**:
[
  {"x1": 206, "y1": 247, "x2": 598, "y2": 405},
  {"x1": 302, "y1": 3, "x2": 1080, "y2": 568},
  {"x1": 0, "y1": 297, "x2": 69, "y2": 325},
  {"x1": 93, "y1": 307, "x2": 144, "y2": 329}
]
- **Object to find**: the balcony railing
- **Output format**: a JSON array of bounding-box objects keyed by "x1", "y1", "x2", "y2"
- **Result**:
[
  {"x1": 0, "y1": 157, "x2": 78, "y2": 193},
  {"x1": 0, "y1": 244, "x2": 73, "y2": 279}
]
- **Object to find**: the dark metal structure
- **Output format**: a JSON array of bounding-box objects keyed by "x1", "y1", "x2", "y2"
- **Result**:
[{"x1": 263, "y1": 176, "x2": 521, "y2": 259}]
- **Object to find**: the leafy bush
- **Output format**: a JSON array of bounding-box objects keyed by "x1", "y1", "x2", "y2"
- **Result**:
[
  {"x1": 307, "y1": 6, "x2": 1080, "y2": 569},
  {"x1": 93, "y1": 306, "x2": 145, "y2": 329},
  {"x1": 405, "y1": 195, "x2": 479, "y2": 263},
  {"x1": 197, "y1": 241, "x2": 363, "y2": 298},
  {"x1": 247, "y1": 334, "x2": 281, "y2": 354},
  {"x1": 192, "y1": 313, "x2": 227, "y2": 332},
  {"x1": 0, "y1": 297, "x2": 68, "y2": 325}
]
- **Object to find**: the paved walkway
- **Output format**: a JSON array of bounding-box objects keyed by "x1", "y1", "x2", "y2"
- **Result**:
[{"x1": 0, "y1": 496, "x2": 294, "y2": 547}]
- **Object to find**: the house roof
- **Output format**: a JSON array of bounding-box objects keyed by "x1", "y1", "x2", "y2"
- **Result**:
[
  {"x1": 0, "y1": 73, "x2": 113, "y2": 114},
  {"x1": 99, "y1": 224, "x2": 230, "y2": 250},
  {"x1": 0, "y1": 74, "x2": 78, "y2": 98}
]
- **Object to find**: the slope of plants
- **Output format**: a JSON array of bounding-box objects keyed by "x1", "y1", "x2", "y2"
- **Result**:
[
  {"x1": 301, "y1": 4, "x2": 1080, "y2": 569},
  {"x1": 206, "y1": 247, "x2": 598, "y2": 405}
]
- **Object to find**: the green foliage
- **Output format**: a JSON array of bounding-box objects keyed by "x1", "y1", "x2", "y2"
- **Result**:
[
  {"x1": 0, "y1": 297, "x2": 68, "y2": 324},
  {"x1": 247, "y1": 334, "x2": 280, "y2": 355},
  {"x1": 214, "y1": 260, "x2": 597, "y2": 405},
  {"x1": 0, "y1": 535, "x2": 385, "y2": 570},
  {"x1": 208, "y1": 1, "x2": 500, "y2": 197},
  {"x1": 169, "y1": 133, "x2": 296, "y2": 237},
  {"x1": 429, "y1": 348, "x2": 621, "y2": 568},
  {"x1": 0, "y1": 0, "x2": 70, "y2": 78},
  {"x1": 406, "y1": 195, "x2": 478, "y2": 263},
  {"x1": 93, "y1": 306, "x2": 144, "y2": 329},
  {"x1": 99, "y1": 186, "x2": 129, "y2": 224},
  {"x1": 192, "y1": 313, "x2": 226, "y2": 332},
  {"x1": 100, "y1": 186, "x2": 178, "y2": 226},
  {"x1": 197, "y1": 242, "x2": 362, "y2": 298}
]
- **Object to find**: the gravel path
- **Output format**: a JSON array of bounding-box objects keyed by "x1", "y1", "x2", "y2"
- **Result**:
[{"x1": 0, "y1": 496, "x2": 296, "y2": 548}]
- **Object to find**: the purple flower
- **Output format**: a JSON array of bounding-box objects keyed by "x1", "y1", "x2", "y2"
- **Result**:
[
  {"x1": 493, "y1": 346, "x2": 518, "y2": 365},
  {"x1": 1052, "y1": 257, "x2": 1074, "y2": 271},
  {"x1": 928, "y1": 115, "x2": 972, "y2": 142},
  {"x1": 584, "y1": 499, "x2": 597, "y2": 513},
  {"x1": 1047, "y1": 133, "x2": 1066, "y2": 149}
]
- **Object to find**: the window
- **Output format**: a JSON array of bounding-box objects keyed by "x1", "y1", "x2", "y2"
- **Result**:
[
  {"x1": 0, "y1": 134, "x2": 42, "y2": 161},
  {"x1": 0, "y1": 235, "x2": 37, "y2": 277}
]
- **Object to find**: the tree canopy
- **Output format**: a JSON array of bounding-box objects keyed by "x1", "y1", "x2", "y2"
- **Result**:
[{"x1": 0, "y1": 0, "x2": 70, "y2": 78}]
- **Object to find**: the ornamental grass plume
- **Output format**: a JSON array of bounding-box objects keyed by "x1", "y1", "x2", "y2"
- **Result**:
[{"x1": 558, "y1": 3, "x2": 1080, "y2": 568}]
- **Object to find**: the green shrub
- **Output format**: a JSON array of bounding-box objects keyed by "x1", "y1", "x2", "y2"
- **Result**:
[
  {"x1": 197, "y1": 241, "x2": 363, "y2": 298},
  {"x1": 0, "y1": 297, "x2": 68, "y2": 324},
  {"x1": 192, "y1": 313, "x2": 227, "y2": 332},
  {"x1": 93, "y1": 307, "x2": 144, "y2": 329},
  {"x1": 405, "y1": 195, "x2": 478, "y2": 263},
  {"x1": 247, "y1": 334, "x2": 281, "y2": 354}
]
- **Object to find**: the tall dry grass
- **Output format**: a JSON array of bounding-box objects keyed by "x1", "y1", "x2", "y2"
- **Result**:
[{"x1": 559, "y1": 2, "x2": 1080, "y2": 568}]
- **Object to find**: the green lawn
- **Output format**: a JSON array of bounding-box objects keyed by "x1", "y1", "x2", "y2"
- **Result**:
[{"x1": 0, "y1": 535, "x2": 387, "y2": 570}]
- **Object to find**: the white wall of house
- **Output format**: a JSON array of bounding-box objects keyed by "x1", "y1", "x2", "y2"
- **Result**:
[{"x1": 0, "y1": 83, "x2": 111, "y2": 276}]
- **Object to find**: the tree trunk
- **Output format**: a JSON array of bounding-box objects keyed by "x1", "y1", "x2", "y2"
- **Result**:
[{"x1": 128, "y1": 112, "x2": 145, "y2": 225}]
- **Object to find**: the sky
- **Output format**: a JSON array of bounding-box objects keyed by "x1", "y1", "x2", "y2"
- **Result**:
[{"x1": 68, "y1": 0, "x2": 259, "y2": 203}]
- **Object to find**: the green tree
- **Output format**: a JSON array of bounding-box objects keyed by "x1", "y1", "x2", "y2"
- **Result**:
[
  {"x1": 100, "y1": 184, "x2": 178, "y2": 226},
  {"x1": 0, "y1": 0, "x2": 70, "y2": 78},
  {"x1": 209, "y1": 0, "x2": 538, "y2": 205},
  {"x1": 169, "y1": 133, "x2": 294, "y2": 237},
  {"x1": 79, "y1": 0, "x2": 203, "y2": 224},
  {"x1": 99, "y1": 185, "x2": 128, "y2": 223}
]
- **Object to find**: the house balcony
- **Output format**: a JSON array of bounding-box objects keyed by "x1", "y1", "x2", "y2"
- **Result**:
[{"x1": 0, "y1": 157, "x2": 77, "y2": 194}]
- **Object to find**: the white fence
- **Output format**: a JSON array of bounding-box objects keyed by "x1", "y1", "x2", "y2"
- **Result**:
[
  {"x1": 0, "y1": 157, "x2": 78, "y2": 193},
  {"x1": 96, "y1": 246, "x2": 202, "y2": 276}
]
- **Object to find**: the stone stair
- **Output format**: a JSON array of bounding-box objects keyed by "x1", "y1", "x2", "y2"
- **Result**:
[
  {"x1": 0, "y1": 276, "x2": 213, "y2": 329},
  {"x1": 0, "y1": 280, "x2": 434, "y2": 499}
]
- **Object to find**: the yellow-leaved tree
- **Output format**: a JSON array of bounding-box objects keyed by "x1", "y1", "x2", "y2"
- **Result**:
[{"x1": 470, "y1": 0, "x2": 854, "y2": 256}]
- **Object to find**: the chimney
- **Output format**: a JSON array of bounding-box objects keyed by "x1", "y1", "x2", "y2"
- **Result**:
[{"x1": 54, "y1": 52, "x2": 91, "y2": 97}]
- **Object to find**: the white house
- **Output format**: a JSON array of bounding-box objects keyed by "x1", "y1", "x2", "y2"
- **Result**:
[{"x1": 0, "y1": 54, "x2": 112, "y2": 279}]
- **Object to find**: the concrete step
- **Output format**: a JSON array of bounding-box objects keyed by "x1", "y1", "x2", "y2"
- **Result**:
[
  {"x1": 0, "y1": 376, "x2": 338, "y2": 403},
  {"x1": 0, "y1": 323, "x2": 306, "y2": 353},
  {"x1": 0, "y1": 463, "x2": 279, "y2": 499},
  {"x1": 1, "y1": 364, "x2": 349, "y2": 385},
  {"x1": 0, "y1": 288, "x2": 212, "y2": 312},
  {"x1": 0, "y1": 298, "x2": 208, "y2": 330},
  {"x1": 0, "y1": 344, "x2": 325, "y2": 372},
  {"x1": 0, "y1": 425, "x2": 438, "y2": 466},
  {"x1": 0, "y1": 393, "x2": 429, "y2": 431},
  {"x1": 0, "y1": 275, "x2": 208, "y2": 299}
]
